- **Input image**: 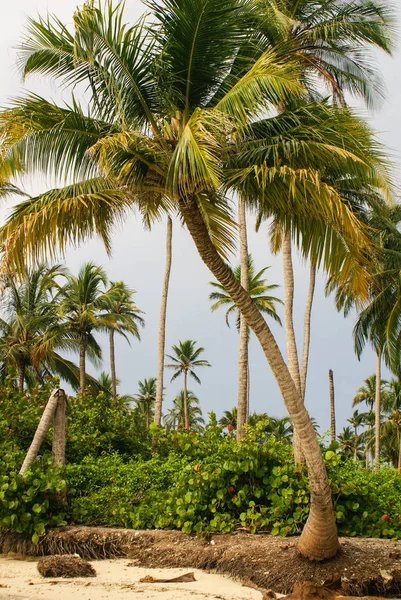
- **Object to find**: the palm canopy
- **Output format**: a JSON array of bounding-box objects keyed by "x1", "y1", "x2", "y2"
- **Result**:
[
  {"x1": 164, "y1": 390, "x2": 204, "y2": 430},
  {"x1": 0, "y1": 0, "x2": 393, "y2": 299},
  {"x1": 101, "y1": 281, "x2": 145, "y2": 342},
  {"x1": 209, "y1": 254, "x2": 282, "y2": 329},
  {"x1": 352, "y1": 374, "x2": 388, "y2": 410},
  {"x1": 165, "y1": 339, "x2": 211, "y2": 384}
]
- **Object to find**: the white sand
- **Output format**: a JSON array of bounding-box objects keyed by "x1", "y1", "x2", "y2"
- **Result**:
[{"x1": 0, "y1": 557, "x2": 264, "y2": 600}]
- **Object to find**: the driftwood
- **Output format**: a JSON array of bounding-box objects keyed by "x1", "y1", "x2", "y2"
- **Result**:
[{"x1": 139, "y1": 572, "x2": 196, "y2": 583}]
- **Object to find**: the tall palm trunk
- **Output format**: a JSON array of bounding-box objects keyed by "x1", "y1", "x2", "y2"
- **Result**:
[
  {"x1": 109, "y1": 329, "x2": 117, "y2": 399},
  {"x1": 183, "y1": 370, "x2": 189, "y2": 431},
  {"x1": 180, "y1": 197, "x2": 338, "y2": 560},
  {"x1": 300, "y1": 262, "x2": 316, "y2": 400},
  {"x1": 354, "y1": 425, "x2": 358, "y2": 462},
  {"x1": 329, "y1": 369, "x2": 336, "y2": 443},
  {"x1": 18, "y1": 361, "x2": 25, "y2": 393},
  {"x1": 237, "y1": 196, "x2": 249, "y2": 440},
  {"x1": 282, "y1": 231, "x2": 303, "y2": 464},
  {"x1": 154, "y1": 216, "x2": 173, "y2": 426},
  {"x1": 79, "y1": 333, "x2": 86, "y2": 395},
  {"x1": 375, "y1": 351, "x2": 382, "y2": 470}
]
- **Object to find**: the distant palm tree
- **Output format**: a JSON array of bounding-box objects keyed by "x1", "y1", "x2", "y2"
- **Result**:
[
  {"x1": 134, "y1": 377, "x2": 156, "y2": 430},
  {"x1": 347, "y1": 410, "x2": 364, "y2": 461},
  {"x1": 209, "y1": 256, "x2": 282, "y2": 439},
  {"x1": 166, "y1": 340, "x2": 211, "y2": 431},
  {"x1": 353, "y1": 374, "x2": 388, "y2": 468},
  {"x1": 102, "y1": 281, "x2": 144, "y2": 398},
  {"x1": 338, "y1": 426, "x2": 362, "y2": 459},
  {"x1": 164, "y1": 390, "x2": 204, "y2": 432},
  {"x1": 59, "y1": 263, "x2": 114, "y2": 394},
  {"x1": 381, "y1": 378, "x2": 401, "y2": 472},
  {"x1": 0, "y1": 264, "x2": 82, "y2": 391},
  {"x1": 219, "y1": 407, "x2": 237, "y2": 431}
]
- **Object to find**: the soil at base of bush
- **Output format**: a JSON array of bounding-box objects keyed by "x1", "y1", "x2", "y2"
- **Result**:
[{"x1": 1, "y1": 527, "x2": 401, "y2": 597}]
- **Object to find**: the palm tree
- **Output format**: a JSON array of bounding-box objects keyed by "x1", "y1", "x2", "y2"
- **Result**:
[
  {"x1": 154, "y1": 216, "x2": 173, "y2": 426},
  {"x1": 0, "y1": 0, "x2": 394, "y2": 560},
  {"x1": 164, "y1": 390, "x2": 204, "y2": 431},
  {"x1": 219, "y1": 407, "x2": 237, "y2": 431},
  {"x1": 134, "y1": 377, "x2": 156, "y2": 430},
  {"x1": 102, "y1": 281, "x2": 144, "y2": 398},
  {"x1": 347, "y1": 410, "x2": 364, "y2": 461},
  {"x1": 381, "y1": 378, "x2": 401, "y2": 472},
  {"x1": 166, "y1": 340, "x2": 211, "y2": 431},
  {"x1": 253, "y1": 0, "x2": 395, "y2": 465},
  {"x1": 353, "y1": 374, "x2": 387, "y2": 468},
  {"x1": 0, "y1": 264, "x2": 88, "y2": 391},
  {"x1": 329, "y1": 369, "x2": 336, "y2": 443},
  {"x1": 59, "y1": 263, "x2": 113, "y2": 394},
  {"x1": 209, "y1": 255, "x2": 282, "y2": 439},
  {"x1": 338, "y1": 427, "x2": 359, "y2": 459}
]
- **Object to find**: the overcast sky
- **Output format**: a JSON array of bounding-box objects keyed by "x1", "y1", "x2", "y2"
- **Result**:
[{"x1": 1, "y1": 0, "x2": 400, "y2": 433}]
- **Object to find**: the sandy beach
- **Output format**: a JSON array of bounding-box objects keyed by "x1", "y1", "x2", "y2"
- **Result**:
[{"x1": 0, "y1": 557, "x2": 265, "y2": 600}]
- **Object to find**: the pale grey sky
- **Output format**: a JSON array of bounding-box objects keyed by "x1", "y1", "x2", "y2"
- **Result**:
[{"x1": 1, "y1": 0, "x2": 400, "y2": 432}]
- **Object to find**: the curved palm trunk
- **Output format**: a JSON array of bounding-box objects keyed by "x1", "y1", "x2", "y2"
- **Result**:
[
  {"x1": 18, "y1": 362, "x2": 25, "y2": 393},
  {"x1": 300, "y1": 262, "x2": 316, "y2": 400},
  {"x1": 282, "y1": 231, "x2": 303, "y2": 464},
  {"x1": 79, "y1": 334, "x2": 86, "y2": 395},
  {"x1": 237, "y1": 196, "x2": 249, "y2": 440},
  {"x1": 183, "y1": 370, "x2": 189, "y2": 431},
  {"x1": 180, "y1": 197, "x2": 338, "y2": 560},
  {"x1": 375, "y1": 351, "x2": 381, "y2": 471},
  {"x1": 154, "y1": 216, "x2": 173, "y2": 426},
  {"x1": 109, "y1": 329, "x2": 117, "y2": 399},
  {"x1": 329, "y1": 369, "x2": 336, "y2": 443}
]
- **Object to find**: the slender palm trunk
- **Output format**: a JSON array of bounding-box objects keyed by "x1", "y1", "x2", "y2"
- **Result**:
[
  {"x1": 354, "y1": 425, "x2": 358, "y2": 461},
  {"x1": 366, "y1": 427, "x2": 371, "y2": 469},
  {"x1": 375, "y1": 351, "x2": 381, "y2": 471},
  {"x1": 52, "y1": 390, "x2": 67, "y2": 467},
  {"x1": 180, "y1": 197, "x2": 338, "y2": 560},
  {"x1": 246, "y1": 360, "x2": 250, "y2": 422},
  {"x1": 154, "y1": 216, "x2": 173, "y2": 426},
  {"x1": 329, "y1": 369, "x2": 336, "y2": 443},
  {"x1": 145, "y1": 405, "x2": 150, "y2": 430},
  {"x1": 237, "y1": 196, "x2": 249, "y2": 440},
  {"x1": 398, "y1": 426, "x2": 401, "y2": 475},
  {"x1": 20, "y1": 389, "x2": 60, "y2": 475},
  {"x1": 109, "y1": 329, "x2": 117, "y2": 399},
  {"x1": 18, "y1": 362, "x2": 25, "y2": 393},
  {"x1": 183, "y1": 370, "x2": 189, "y2": 431},
  {"x1": 300, "y1": 262, "x2": 316, "y2": 400},
  {"x1": 282, "y1": 232, "x2": 303, "y2": 464},
  {"x1": 79, "y1": 334, "x2": 86, "y2": 395}
]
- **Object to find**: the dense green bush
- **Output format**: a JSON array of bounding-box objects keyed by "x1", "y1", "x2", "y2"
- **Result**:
[{"x1": 2, "y1": 386, "x2": 401, "y2": 543}]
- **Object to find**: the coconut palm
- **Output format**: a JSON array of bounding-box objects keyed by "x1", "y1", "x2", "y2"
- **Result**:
[
  {"x1": 166, "y1": 340, "x2": 211, "y2": 431},
  {"x1": 164, "y1": 390, "x2": 204, "y2": 431},
  {"x1": 381, "y1": 378, "x2": 401, "y2": 472},
  {"x1": 59, "y1": 263, "x2": 114, "y2": 394},
  {"x1": 209, "y1": 255, "x2": 282, "y2": 439},
  {"x1": 0, "y1": 264, "x2": 87, "y2": 391},
  {"x1": 134, "y1": 377, "x2": 157, "y2": 430},
  {"x1": 0, "y1": 0, "x2": 394, "y2": 559},
  {"x1": 347, "y1": 410, "x2": 364, "y2": 461},
  {"x1": 338, "y1": 427, "x2": 360, "y2": 459},
  {"x1": 102, "y1": 281, "x2": 144, "y2": 398},
  {"x1": 219, "y1": 407, "x2": 237, "y2": 431}
]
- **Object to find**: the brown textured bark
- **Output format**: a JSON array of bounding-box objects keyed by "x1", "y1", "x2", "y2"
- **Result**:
[
  {"x1": 154, "y1": 216, "x2": 173, "y2": 426},
  {"x1": 183, "y1": 370, "x2": 189, "y2": 431},
  {"x1": 282, "y1": 231, "x2": 303, "y2": 465},
  {"x1": 110, "y1": 329, "x2": 117, "y2": 399},
  {"x1": 375, "y1": 352, "x2": 381, "y2": 471},
  {"x1": 180, "y1": 197, "x2": 338, "y2": 560},
  {"x1": 329, "y1": 369, "x2": 336, "y2": 443},
  {"x1": 300, "y1": 262, "x2": 316, "y2": 401},
  {"x1": 52, "y1": 390, "x2": 67, "y2": 467},
  {"x1": 79, "y1": 334, "x2": 86, "y2": 395},
  {"x1": 20, "y1": 389, "x2": 60, "y2": 475},
  {"x1": 237, "y1": 196, "x2": 249, "y2": 440}
]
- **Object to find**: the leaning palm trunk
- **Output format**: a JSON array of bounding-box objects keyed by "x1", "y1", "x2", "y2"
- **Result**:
[
  {"x1": 181, "y1": 197, "x2": 338, "y2": 560},
  {"x1": 329, "y1": 369, "x2": 336, "y2": 443},
  {"x1": 282, "y1": 232, "x2": 303, "y2": 464},
  {"x1": 79, "y1": 335, "x2": 86, "y2": 395},
  {"x1": 183, "y1": 370, "x2": 189, "y2": 431},
  {"x1": 20, "y1": 389, "x2": 61, "y2": 474},
  {"x1": 300, "y1": 262, "x2": 317, "y2": 400},
  {"x1": 154, "y1": 216, "x2": 173, "y2": 426},
  {"x1": 375, "y1": 351, "x2": 381, "y2": 470},
  {"x1": 237, "y1": 196, "x2": 249, "y2": 440},
  {"x1": 109, "y1": 329, "x2": 117, "y2": 398}
]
